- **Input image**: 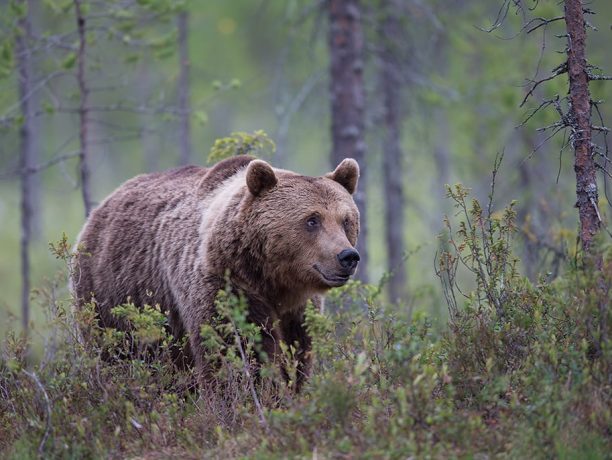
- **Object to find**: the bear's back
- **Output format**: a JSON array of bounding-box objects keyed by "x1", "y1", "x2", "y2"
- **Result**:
[{"x1": 74, "y1": 165, "x2": 209, "y2": 327}]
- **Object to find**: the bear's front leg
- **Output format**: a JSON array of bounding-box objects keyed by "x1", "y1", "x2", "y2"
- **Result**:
[
  {"x1": 248, "y1": 299, "x2": 313, "y2": 392},
  {"x1": 244, "y1": 296, "x2": 284, "y2": 370},
  {"x1": 178, "y1": 275, "x2": 224, "y2": 390},
  {"x1": 281, "y1": 312, "x2": 312, "y2": 392},
  {"x1": 184, "y1": 311, "x2": 216, "y2": 390}
]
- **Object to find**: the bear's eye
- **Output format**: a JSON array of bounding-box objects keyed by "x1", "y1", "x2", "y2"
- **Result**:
[
  {"x1": 343, "y1": 217, "x2": 350, "y2": 230},
  {"x1": 306, "y1": 215, "x2": 321, "y2": 231}
]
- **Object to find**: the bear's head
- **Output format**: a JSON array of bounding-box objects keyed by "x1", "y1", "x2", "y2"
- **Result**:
[{"x1": 238, "y1": 158, "x2": 360, "y2": 301}]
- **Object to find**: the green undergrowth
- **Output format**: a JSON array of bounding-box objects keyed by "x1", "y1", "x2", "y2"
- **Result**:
[{"x1": 1, "y1": 188, "x2": 610, "y2": 459}]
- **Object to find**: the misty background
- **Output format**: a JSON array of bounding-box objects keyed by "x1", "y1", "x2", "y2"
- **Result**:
[{"x1": 1, "y1": 0, "x2": 610, "y2": 342}]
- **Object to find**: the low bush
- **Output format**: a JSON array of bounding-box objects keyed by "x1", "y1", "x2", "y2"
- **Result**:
[{"x1": 1, "y1": 188, "x2": 610, "y2": 459}]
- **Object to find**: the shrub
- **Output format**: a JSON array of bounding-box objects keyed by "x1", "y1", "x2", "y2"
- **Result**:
[
  {"x1": 1, "y1": 189, "x2": 610, "y2": 458},
  {"x1": 437, "y1": 183, "x2": 611, "y2": 458}
]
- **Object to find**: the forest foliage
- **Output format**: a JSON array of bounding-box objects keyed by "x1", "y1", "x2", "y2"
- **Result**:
[
  {"x1": 0, "y1": 1, "x2": 610, "y2": 311},
  {"x1": 0, "y1": 0, "x2": 611, "y2": 457},
  {"x1": 1, "y1": 186, "x2": 610, "y2": 458}
]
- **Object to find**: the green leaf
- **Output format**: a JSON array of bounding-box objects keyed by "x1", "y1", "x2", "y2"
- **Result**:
[
  {"x1": 124, "y1": 53, "x2": 140, "y2": 64},
  {"x1": 42, "y1": 101, "x2": 55, "y2": 114},
  {"x1": 154, "y1": 48, "x2": 174, "y2": 60},
  {"x1": 207, "y1": 130, "x2": 276, "y2": 163},
  {"x1": 1, "y1": 41, "x2": 13, "y2": 66},
  {"x1": 10, "y1": 0, "x2": 27, "y2": 19},
  {"x1": 60, "y1": 0, "x2": 73, "y2": 13},
  {"x1": 61, "y1": 52, "x2": 77, "y2": 70},
  {"x1": 194, "y1": 110, "x2": 208, "y2": 125},
  {"x1": 112, "y1": 8, "x2": 134, "y2": 20}
]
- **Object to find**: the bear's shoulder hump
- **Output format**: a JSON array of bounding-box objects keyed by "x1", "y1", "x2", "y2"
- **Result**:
[{"x1": 199, "y1": 155, "x2": 255, "y2": 196}]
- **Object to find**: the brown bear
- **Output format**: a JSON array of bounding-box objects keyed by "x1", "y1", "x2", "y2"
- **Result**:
[{"x1": 73, "y1": 155, "x2": 360, "y2": 390}]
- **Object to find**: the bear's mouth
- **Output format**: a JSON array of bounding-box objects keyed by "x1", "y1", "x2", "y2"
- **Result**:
[{"x1": 313, "y1": 265, "x2": 351, "y2": 287}]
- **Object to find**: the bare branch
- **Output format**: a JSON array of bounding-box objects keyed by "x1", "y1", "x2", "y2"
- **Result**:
[
  {"x1": 588, "y1": 73, "x2": 612, "y2": 81},
  {"x1": 0, "y1": 151, "x2": 81, "y2": 180},
  {"x1": 275, "y1": 71, "x2": 323, "y2": 160},
  {"x1": 492, "y1": 15, "x2": 565, "y2": 40},
  {"x1": 475, "y1": 0, "x2": 513, "y2": 33},
  {"x1": 228, "y1": 316, "x2": 269, "y2": 433},
  {"x1": 22, "y1": 370, "x2": 52, "y2": 456},
  {"x1": 520, "y1": 62, "x2": 567, "y2": 107},
  {"x1": 0, "y1": 71, "x2": 67, "y2": 124},
  {"x1": 517, "y1": 98, "x2": 555, "y2": 127},
  {"x1": 592, "y1": 100, "x2": 612, "y2": 208},
  {"x1": 524, "y1": 16, "x2": 564, "y2": 34}
]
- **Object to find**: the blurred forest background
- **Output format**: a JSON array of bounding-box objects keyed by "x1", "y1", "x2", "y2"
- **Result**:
[{"x1": 0, "y1": 0, "x2": 610, "y2": 343}]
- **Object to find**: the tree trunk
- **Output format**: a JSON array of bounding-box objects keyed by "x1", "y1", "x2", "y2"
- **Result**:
[
  {"x1": 177, "y1": 10, "x2": 192, "y2": 166},
  {"x1": 138, "y1": 61, "x2": 161, "y2": 172},
  {"x1": 328, "y1": 0, "x2": 368, "y2": 282},
  {"x1": 564, "y1": 0, "x2": 600, "y2": 252},
  {"x1": 16, "y1": 0, "x2": 34, "y2": 339},
  {"x1": 379, "y1": 0, "x2": 406, "y2": 303},
  {"x1": 22, "y1": 0, "x2": 42, "y2": 240},
  {"x1": 75, "y1": 0, "x2": 93, "y2": 217},
  {"x1": 517, "y1": 155, "x2": 538, "y2": 280},
  {"x1": 432, "y1": 112, "x2": 451, "y2": 202}
]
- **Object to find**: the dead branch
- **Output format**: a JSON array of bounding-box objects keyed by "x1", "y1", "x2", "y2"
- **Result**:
[
  {"x1": 0, "y1": 151, "x2": 80, "y2": 181},
  {"x1": 228, "y1": 316, "x2": 270, "y2": 433},
  {"x1": 476, "y1": 0, "x2": 518, "y2": 33},
  {"x1": 517, "y1": 99, "x2": 555, "y2": 127},
  {"x1": 587, "y1": 73, "x2": 612, "y2": 81},
  {"x1": 22, "y1": 370, "x2": 52, "y2": 456},
  {"x1": 524, "y1": 16, "x2": 565, "y2": 34},
  {"x1": 0, "y1": 71, "x2": 66, "y2": 123},
  {"x1": 520, "y1": 62, "x2": 567, "y2": 107}
]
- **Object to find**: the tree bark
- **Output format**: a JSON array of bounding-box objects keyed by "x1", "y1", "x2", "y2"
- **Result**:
[
  {"x1": 16, "y1": 0, "x2": 34, "y2": 338},
  {"x1": 328, "y1": 0, "x2": 368, "y2": 282},
  {"x1": 379, "y1": 0, "x2": 406, "y2": 303},
  {"x1": 432, "y1": 116, "x2": 451, "y2": 200},
  {"x1": 564, "y1": 0, "x2": 600, "y2": 252},
  {"x1": 177, "y1": 10, "x2": 192, "y2": 166},
  {"x1": 517, "y1": 152, "x2": 538, "y2": 280},
  {"x1": 75, "y1": 0, "x2": 93, "y2": 217},
  {"x1": 138, "y1": 60, "x2": 161, "y2": 173}
]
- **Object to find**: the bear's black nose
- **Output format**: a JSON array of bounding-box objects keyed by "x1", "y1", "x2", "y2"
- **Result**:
[{"x1": 337, "y1": 248, "x2": 360, "y2": 270}]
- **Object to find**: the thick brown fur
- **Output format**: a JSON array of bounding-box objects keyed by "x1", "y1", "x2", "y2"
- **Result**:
[{"x1": 73, "y1": 155, "x2": 360, "y2": 390}]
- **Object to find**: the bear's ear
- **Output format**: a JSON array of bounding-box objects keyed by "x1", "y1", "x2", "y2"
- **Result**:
[
  {"x1": 327, "y1": 158, "x2": 359, "y2": 195},
  {"x1": 246, "y1": 159, "x2": 277, "y2": 196}
]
